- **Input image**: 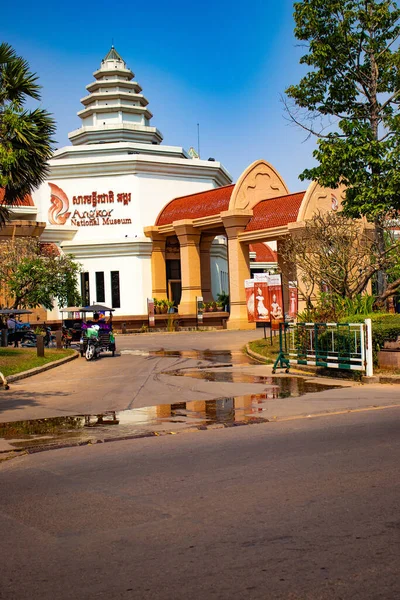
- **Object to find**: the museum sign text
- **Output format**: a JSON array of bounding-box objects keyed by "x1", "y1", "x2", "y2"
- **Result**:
[
  {"x1": 48, "y1": 183, "x2": 132, "y2": 227},
  {"x1": 71, "y1": 191, "x2": 132, "y2": 227}
]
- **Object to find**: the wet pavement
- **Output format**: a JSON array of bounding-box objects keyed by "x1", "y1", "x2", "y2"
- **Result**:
[
  {"x1": 3, "y1": 332, "x2": 398, "y2": 457},
  {"x1": 120, "y1": 348, "x2": 257, "y2": 364},
  {"x1": 165, "y1": 369, "x2": 343, "y2": 390},
  {"x1": 0, "y1": 376, "x2": 345, "y2": 455}
]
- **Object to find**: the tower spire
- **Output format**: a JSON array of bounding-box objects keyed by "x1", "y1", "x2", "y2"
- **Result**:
[
  {"x1": 68, "y1": 48, "x2": 163, "y2": 146},
  {"x1": 102, "y1": 45, "x2": 124, "y2": 63}
]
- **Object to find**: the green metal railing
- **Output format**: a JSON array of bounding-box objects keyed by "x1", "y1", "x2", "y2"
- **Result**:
[{"x1": 273, "y1": 320, "x2": 373, "y2": 375}]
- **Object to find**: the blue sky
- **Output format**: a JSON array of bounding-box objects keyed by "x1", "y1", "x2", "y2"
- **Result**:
[{"x1": 2, "y1": 0, "x2": 318, "y2": 191}]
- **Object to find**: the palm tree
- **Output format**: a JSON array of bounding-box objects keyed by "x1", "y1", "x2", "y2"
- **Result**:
[{"x1": 0, "y1": 42, "x2": 55, "y2": 225}]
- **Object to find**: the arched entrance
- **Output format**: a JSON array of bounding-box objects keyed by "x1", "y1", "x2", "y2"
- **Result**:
[{"x1": 144, "y1": 160, "x2": 349, "y2": 329}]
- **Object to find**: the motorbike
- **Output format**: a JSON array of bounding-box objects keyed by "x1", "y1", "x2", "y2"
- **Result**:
[
  {"x1": 20, "y1": 327, "x2": 55, "y2": 348},
  {"x1": 84, "y1": 326, "x2": 102, "y2": 361},
  {"x1": 62, "y1": 326, "x2": 73, "y2": 348},
  {"x1": 85, "y1": 335, "x2": 101, "y2": 361}
]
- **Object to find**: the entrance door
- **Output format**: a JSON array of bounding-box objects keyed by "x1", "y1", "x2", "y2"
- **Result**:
[
  {"x1": 166, "y1": 259, "x2": 181, "y2": 307},
  {"x1": 168, "y1": 280, "x2": 182, "y2": 308}
]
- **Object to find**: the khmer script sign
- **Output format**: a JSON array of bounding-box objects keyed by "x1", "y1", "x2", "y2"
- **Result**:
[{"x1": 48, "y1": 183, "x2": 132, "y2": 227}]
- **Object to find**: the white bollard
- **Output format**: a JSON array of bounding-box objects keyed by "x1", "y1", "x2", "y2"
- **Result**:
[{"x1": 365, "y1": 318, "x2": 374, "y2": 377}]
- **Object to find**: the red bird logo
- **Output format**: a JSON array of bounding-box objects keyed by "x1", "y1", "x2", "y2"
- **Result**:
[{"x1": 48, "y1": 183, "x2": 71, "y2": 225}]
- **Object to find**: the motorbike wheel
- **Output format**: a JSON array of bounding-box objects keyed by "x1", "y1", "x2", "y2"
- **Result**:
[{"x1": 85, "y1": 345, "x2": 95, "y2": 361}]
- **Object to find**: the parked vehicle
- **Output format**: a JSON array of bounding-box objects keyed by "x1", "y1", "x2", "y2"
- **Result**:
[
  {"x1": 78, "y1": 304, "x2": 116, "y2": 359},
  {"x1": 61, "y1": 326, "x2": 73, "y2": 348},
  {"x1": 59, "y1": 306, "x2": 84, "y2": 343},
  {"x1": 0, "y1": 308, "x2": 33, "y2": 347}
]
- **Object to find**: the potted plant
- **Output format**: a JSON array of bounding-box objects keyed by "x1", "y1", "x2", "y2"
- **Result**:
[
  {"x1": 166, "y1": 300, "x2": 175, "y2": 313},
  {"x1": 216, "y1": 301, "x2": 224, "y2": 312},
  {"x1": 217, "y1": 291, "x2": 229, "y2": 312},
  {"x1": 153, "y1": 299, "x2": 161, "y2": 314},
  {"x1": 160, "y1": 299, "x2": 168, "y2": 314}
]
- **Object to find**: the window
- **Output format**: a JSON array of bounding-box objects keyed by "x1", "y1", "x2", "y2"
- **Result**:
[
  {"x1": 95, "y1": 272, "x2": 105, "y2": 303},
  {"x1": 80, "y1": 272, "x2": 90, "y2": 306},
  {"x1": 166, "y1": 259, "x2": 181, "y2": 280},
  {"x1": 111, "y1": 271, "x2": 120, "y2": 308}
]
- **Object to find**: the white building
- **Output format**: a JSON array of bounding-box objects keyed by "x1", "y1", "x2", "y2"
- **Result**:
[{"x1": 32, "y1": 47, "x2": 232, "y2": 318}]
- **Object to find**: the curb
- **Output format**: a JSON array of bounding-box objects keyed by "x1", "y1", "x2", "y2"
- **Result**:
[
  {"x1": 245, "y1": 343, "x2": 271, "y2": 364},
  {"x1": 244, "y1": 343, "x2": 314, "y2": 374},
  {"x1": 5, "y1": 350, "x2": 79, "y2": 384}
]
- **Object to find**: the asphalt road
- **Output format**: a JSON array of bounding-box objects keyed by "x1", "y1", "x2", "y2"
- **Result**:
[{"x1": 1, "y1": 407, "x2": 399, "y2": 600}]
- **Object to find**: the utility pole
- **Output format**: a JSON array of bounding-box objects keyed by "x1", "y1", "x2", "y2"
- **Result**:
[{"x1": 197, "y1": 123, "x2": 200, "y2": 159}]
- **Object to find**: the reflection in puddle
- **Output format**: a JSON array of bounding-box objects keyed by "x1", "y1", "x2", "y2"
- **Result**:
[
  {"x1": 0, "y1": 376, "x2": 343, "y2": 454},
  {"x1": 120, "y1": 349, "x2": 256, "y2": 365},
  {"x1": 167, "y1": 370, "x2": 342, "y2": 396}
]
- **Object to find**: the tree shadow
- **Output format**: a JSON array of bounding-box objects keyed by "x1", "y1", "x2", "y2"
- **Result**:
[{"x1": 0, "y1": 389, "x2": 69, "y2": 413}]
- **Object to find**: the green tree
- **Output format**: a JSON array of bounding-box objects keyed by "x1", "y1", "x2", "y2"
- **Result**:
[
  {"x1": 281, "y1": 211, "x2": 400, "y2": 313},
  {"x1": 0, "y1": 238, "x2": 81, "y2": 310},
  {"x1": 285, "y1": 0, "x2": 400, "y2": 295},
  {"x1": 0, "y1": 42, "x2": 55, "y2": 225}
]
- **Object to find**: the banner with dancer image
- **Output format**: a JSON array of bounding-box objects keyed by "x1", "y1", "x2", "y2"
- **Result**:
[
  {"x1": 268, "y1": 274, "x2": 284, "y2": 328},
  {"x1": 245, "y1": 274, "x2": 285, "y2": 324},
  {"x1": 253, "y1": 274, "x2": 271, "y2": 322}
]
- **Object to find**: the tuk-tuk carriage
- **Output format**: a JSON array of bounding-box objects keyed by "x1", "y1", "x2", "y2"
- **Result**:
[
  {"x1": 59, "y1": 306, "x2": 85, "y2": 346},
  {"x1": 0, "y1": 309, "x2": 34, "y2": 347},
  {"x1": 78, "y1": 304, "x2": 116, "y2": 359}
]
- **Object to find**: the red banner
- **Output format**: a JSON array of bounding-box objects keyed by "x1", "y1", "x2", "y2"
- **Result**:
[
  {"x1": 268, "y1": 274, "x2": 284, "y2": 324},
  {"x1": 254, "y1": 280, "x2": 270, "y2": 322},
  {"x1": 246, "y1": 274, "x2": 285, "y2": 325}
]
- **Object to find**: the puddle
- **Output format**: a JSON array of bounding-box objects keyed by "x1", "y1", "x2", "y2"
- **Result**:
[
  {"x1": 120, "y1": 349, "x2": 256, "y2": 365},
  {"x1": 0, "y1": 377, "x2": 343, "y2": 455},
  {"x1": 166, "y1": 370, "x2": 343, "y2": 394}
]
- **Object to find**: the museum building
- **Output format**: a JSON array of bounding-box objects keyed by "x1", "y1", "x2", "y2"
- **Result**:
[
  {"x1": 28, "y1": 47, "x2": 234, "y2": 321},
  {"x1": 2, "y1": 47, "x2": 348, "y2": 329}
]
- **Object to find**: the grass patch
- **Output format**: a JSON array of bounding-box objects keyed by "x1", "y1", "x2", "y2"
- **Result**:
[
  {"x1": 248, "y1": 335, "x2": 281, "y2": 363},
  {"x1": 0, "y1": 348, "x2": 75, "y2": 378}
]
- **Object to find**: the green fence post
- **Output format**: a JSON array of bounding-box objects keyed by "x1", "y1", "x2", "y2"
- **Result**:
[{"x1": 272, "y1": 322, "x2": 290, "y2": 374}]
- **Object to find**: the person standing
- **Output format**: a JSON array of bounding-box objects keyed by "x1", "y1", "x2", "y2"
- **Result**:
[{"x1": 6, "y1": 316, "x2": 18, "y2": 347}]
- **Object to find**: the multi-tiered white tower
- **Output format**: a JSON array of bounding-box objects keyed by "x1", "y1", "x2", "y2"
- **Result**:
[
  {"x1": 69, "y1": 47, "x2": 162, "y2": 146},
  {"x1": 33, "y1": 47, "x2": 232, "y2": 318}
]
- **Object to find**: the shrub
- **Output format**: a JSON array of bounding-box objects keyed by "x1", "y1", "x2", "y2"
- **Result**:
[{"x1": 341, "y1": 313, "x2": 400, "y2": 364}]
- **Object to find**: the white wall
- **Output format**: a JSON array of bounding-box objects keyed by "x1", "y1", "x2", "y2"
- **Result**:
[
  {"x1": 34, "y1": 172, "x2": 220, "y2": 244},
  {"x1": 32, "y1": 151, "x2": 231, "y2": 318},
  {"x1": 210, "y1": 237, "x2": 228, "y2": 300},
  {"x1": 74, "y1": 253, "x2": 152, "y2": 316}
]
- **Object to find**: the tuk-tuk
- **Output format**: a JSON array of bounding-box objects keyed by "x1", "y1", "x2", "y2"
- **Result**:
[
  {"x1": 0, "y1": 309, "x2": 34, "y2": 347},
  {"x1": 59, "y1": 306, "x2": 85, "y2": 345},
  {"x1": 78, "y1": 304, "x2": 116, "y2": 358}
]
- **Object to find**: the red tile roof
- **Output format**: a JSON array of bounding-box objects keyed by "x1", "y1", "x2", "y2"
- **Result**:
[
  {"x1": 249, "y1": 243, "x2": 277, "y2": 263},
  {"x1": 156, "y1": 185, "x2": 234, "y2": 226},
  {"x1": 245, "y1": 192, "x2": 305, "y2": 232},
  {"x1": 0, "y1": 188, "x2": 34, "y2": 207}
]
